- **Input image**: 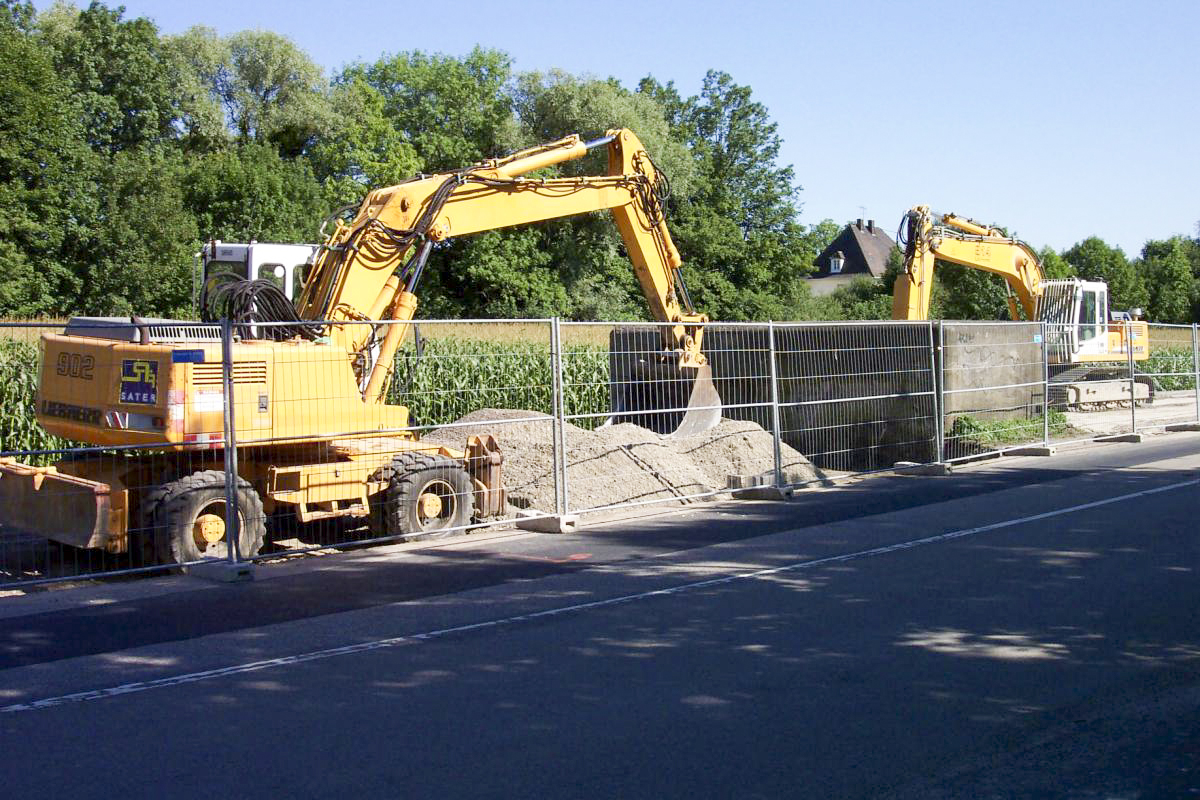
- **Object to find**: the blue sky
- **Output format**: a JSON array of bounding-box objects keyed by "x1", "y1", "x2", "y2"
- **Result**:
[{"x1": 36, "y1": 0, "x2": 1200, "y2": 256}]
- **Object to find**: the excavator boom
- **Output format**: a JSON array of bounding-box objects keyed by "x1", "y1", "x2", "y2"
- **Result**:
[
  {"x1": 892, "y1": 206, "x2": 1042, "y2": 322},
  {"x1": 295, "y1": 128, "x2": 716, "y2": 433}
]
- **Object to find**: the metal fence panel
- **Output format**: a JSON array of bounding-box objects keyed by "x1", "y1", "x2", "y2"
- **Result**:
[
  {"x1": 939, "y1": 321, "x2": 1048, "y2": 460},
  {"x1": 0, "y1": 320, "x2": 239, "y2": 586},
  {"x1": 770, "y1": 321, "x2": 938, "y2": 476},
  {"x1": 559, "y1": 321, "x2": 791, "y2": 515},
  {"x1": 1135, "y1": 323, "x2": 1200, "y2": 431},
  {"x1": 232, "y1": 318, "x2": 557, "y2": 559},
  {"x1": 1045, "y1": 321, "x2": 1135, "y2": 444}
]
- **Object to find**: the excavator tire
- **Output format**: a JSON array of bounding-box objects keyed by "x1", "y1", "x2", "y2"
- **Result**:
[
  {"x1": 131, "y1": 483, "x2": 170, "y2": 567},
  {"x1": 378, "y1": 452, "x2": 473, "y2": 539},
  {"x1": 150, "y1": 470, "x2": 266, "y2": 564}
]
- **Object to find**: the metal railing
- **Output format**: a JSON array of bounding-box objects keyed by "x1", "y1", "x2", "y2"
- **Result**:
[{"x1": 1, "y1": 317, "x2": 1198, "y2": 589}]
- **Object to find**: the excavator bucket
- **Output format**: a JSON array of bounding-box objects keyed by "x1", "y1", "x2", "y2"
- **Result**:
[
  {"x1": 607, "y1": 327, "x2": 723, "y2": 437},
  {"x1": 669, "y1": 364, "x2": 722, "y2": 439}
]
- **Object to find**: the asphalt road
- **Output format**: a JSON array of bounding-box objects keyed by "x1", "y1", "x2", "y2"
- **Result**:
[{"x1": 1, "y1": 434, "x2": 1198, "y2": 798}]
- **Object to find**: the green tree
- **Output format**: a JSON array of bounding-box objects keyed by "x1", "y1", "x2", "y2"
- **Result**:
[
  {"x1": 165, "y1": 26, "x2": 334, "y2": 157},
  {"x1": 1138, "y1": 237, "x2": 1195, "y2": 323},
  {"x1": 37, "y1": 2, "x2": 178, "y2": 154},
  {"x1": 334, "y1": 48, "x2": 526, "y2": 318},
  {"x1": 308, "y1": 75, "x2": 421, "y2": 203},
  {"x1": 512, "y1": 71, "x2": 695, "y2": 321},
  {"x1": 183, "y1": 142, "x2": 328, "y2": 242},
  {"x1": 929, "y1": 258, "x2": 1017, "y2": 320},
  {"x1": 226, "y1": 30, "x2": 332, "y2": 156},
  {"x1": 1037, "y1": 246, "x2": 1074, "y2": 280},
  {"x1": 515, "y1": 70, "x2": 693, "y2": 193},
  {"x1": 829, "y1": 277, "x2": 893, "y2": 320},
  {"x1": 638, "y1": 71, "x2": 813, "y2": 321},
  {"x1": 162, "y1": 25, "x2": 234, "y2": 152},
  {"x1": 0, "y1": 3, "x2": 92, "y2": 314},
  {"x1": 348, "y1": 47, "x2": 519, "y2": 172},
  {"x1": 418, "y1": 230, "x2": 568, "y2": 320},
  {"x1": 1, "y1": 0, "x2": 32, "y2": 30},
  {"x1": 1062, "y1": 237, "x2": 1148, "y2": 312},
  {"x1": 74, "y1": 147, "x2": 198, "y2": 315}
]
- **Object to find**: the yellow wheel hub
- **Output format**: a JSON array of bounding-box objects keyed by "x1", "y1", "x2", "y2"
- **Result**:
[
  {"x1": 194, "y1": 512, "x2": 226, "y2": 545},
  {"x1": 417, "y1": 492, "x2": 443, "y2": 520}
]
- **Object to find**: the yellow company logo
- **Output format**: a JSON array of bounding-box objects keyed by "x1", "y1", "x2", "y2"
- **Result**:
[{"x1": 122, "y1": 360, "x2": 157, "y2": 387}]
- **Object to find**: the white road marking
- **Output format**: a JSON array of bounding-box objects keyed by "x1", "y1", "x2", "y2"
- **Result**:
[{"x1": 4, "y1": 476, "x2": 1197, "y2": 714}]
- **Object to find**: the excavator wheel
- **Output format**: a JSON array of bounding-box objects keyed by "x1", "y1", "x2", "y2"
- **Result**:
[
  {"x1": 150, "y1": 471, "x2": 266, "y2": 564},
  {"x1": 126, "y1": 462, "x2": 187, "y2": 567},
  {"x1": 130, "y1": 483, "x2": 170, "y2": 567},
  {"x1": 378, "y1": 452, "x2": 473, "y2": 539}
]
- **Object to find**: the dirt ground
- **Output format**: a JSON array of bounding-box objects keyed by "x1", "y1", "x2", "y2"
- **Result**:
[{"x1": 423, "y1": 409, "x2": 821, "y2": 514}]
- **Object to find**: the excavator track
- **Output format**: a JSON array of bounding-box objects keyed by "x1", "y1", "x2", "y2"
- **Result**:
[{"x1": 1048, "y1": 365, "x2": 1156, "y2": 410}]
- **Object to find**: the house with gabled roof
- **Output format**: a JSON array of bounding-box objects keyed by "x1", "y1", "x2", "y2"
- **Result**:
[{"x1": 809, "y1": 219, "x2": 896, "y2": 296}]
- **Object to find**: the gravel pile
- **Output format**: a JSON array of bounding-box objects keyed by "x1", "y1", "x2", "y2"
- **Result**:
[{"x1": 422, "y1": 409, "x2": 818, "y2": 513}]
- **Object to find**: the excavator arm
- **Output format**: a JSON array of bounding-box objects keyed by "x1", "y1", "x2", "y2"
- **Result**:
[
  {"x1": 296, "y1": 129, "x2": 708, "y2": 403},
  {"x1": 892, "y1": 205, "x2": 1044, "y2": 321}
]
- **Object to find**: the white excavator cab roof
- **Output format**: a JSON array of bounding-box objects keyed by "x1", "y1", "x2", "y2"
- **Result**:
[{"x1": 194, "y1": 241, "x2": 319, "y2": 310}]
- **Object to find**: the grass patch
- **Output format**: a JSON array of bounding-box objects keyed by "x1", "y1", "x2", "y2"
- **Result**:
[{"x1": 949, "y1": 410, "x2": 1068, "y2": 449}]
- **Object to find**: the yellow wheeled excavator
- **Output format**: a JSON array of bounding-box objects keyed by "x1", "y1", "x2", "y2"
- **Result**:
[
  {"x1": 0, "y1": 129, "x2": 718, "y2": 563},
  {"x1": 892, "y1": 205, "x2": 1153, "y2": 408}
]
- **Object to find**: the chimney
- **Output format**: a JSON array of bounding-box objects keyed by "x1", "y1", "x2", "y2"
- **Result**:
[
  {"x1": 867, "y1": 219, "x2": 875, "y2": 233},
  {"x1": 855, "y1": 218, "x2": 863, "y2": 230}
]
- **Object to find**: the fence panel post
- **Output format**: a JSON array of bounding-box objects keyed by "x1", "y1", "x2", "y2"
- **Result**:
[
  {"x1": 767, "y1": 322, "x2": 783, "y2": 487},
  {"x1": 933, "y1": 322, "x2": 945, "y2": 464},
  {"x1": 220, "y1": 317, "x2": 241, "y2": 564},
  {"x1": 1127, "y1": 321, "x2": 1137, "y2": 434},
  {"x1": 1041, "y1": 320, "x2": 1050, "y2": 447},
  {"x1": 550, "y1": 318, "x2": 567, "y2": 516},
  {"x1": 1193, "y1": 324, "x2": 1200, "y2": 424}
]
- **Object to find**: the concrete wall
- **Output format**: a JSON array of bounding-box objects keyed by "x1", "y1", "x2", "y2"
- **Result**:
[{"x1": 938, "y1": 322, "x2": 1045, "y2": 422}]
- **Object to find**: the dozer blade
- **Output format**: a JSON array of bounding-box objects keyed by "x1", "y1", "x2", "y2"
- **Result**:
[{"x1": 668, "y1": 363, "x2": 722, "y2": 439}]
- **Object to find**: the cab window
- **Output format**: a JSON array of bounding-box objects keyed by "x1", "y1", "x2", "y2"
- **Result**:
[
  {"x1": 257, "y1": 263, "x2": 287, "y2": 290},
  {"x1": 1079, "y1": 290, "x2": 1099, "y2": 340},
  {"x1": 205, "y1": 259, "x2": 245, "y2": 283},
  {"x1": 292, "y1": 263, "x2": 311, "y2": 300}
]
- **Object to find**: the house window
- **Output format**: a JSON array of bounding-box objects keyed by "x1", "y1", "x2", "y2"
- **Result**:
[{"x1": 830, "y1": 251, "x2": 845, "y2": 274}]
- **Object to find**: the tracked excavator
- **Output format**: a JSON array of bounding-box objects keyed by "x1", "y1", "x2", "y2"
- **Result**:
[
  {"x1": 892, "y1": 205, "x2": 1153, "y2": 409},
  {"x1": 0, "y1": 129, "x2": 719, "y2": 563}
]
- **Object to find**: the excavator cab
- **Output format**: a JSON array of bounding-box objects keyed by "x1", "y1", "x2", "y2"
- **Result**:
[
  {"x1": 1037, "y1": 279, "x2": 1117, "y2": 361},
  {"x1": 194, "y1": 241, "x2": 318, "y2": 311}
]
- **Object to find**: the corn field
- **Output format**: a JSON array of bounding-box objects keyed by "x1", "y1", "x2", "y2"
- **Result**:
[
  {"x1": 0, "y1": 340, "x2": 70, "y2": 457},
  {"x1": 388, "y1": 336, "x2": 610, "y2": 429}
]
